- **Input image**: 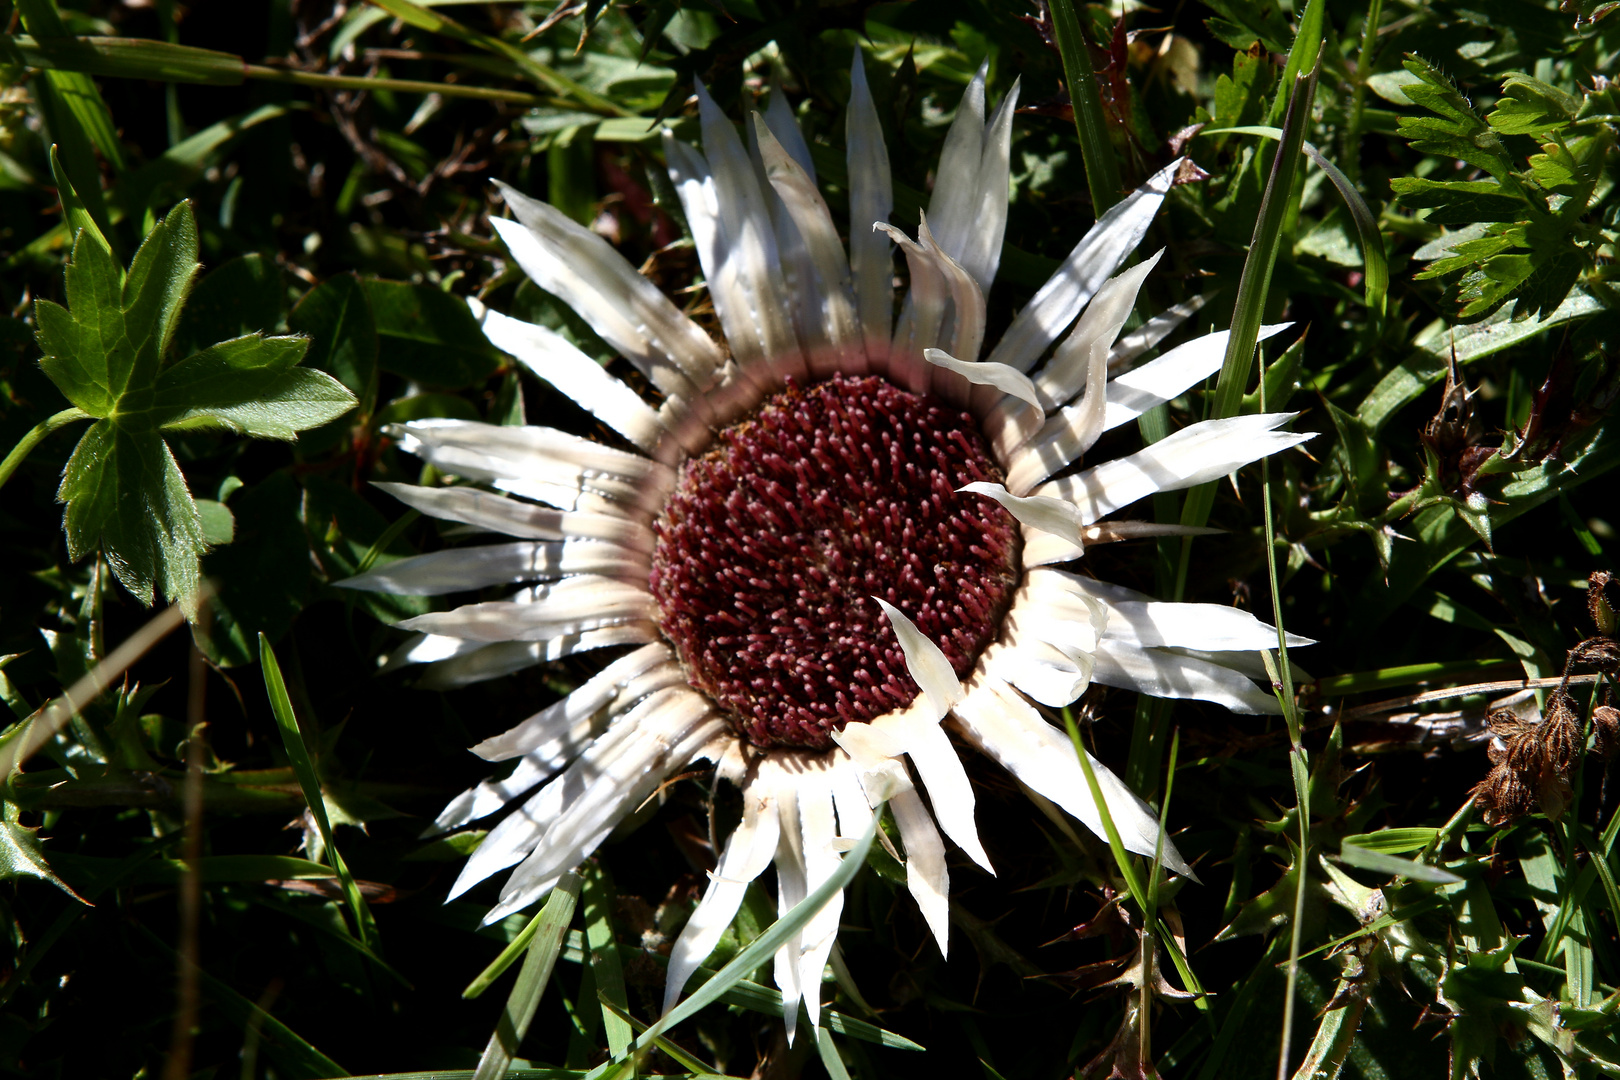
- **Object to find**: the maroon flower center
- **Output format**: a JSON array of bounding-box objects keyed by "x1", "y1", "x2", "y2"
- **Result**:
[{"x1": 650, "y1": 374, "x2": 1021, "y2": 751}]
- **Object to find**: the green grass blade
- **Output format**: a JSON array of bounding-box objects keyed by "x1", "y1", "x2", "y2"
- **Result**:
[
  {"x1": 1177, "y1": 53, "x2": 1322, "y2": 575},
  {"x1": 581, "y1": 863, "x2": 633, "y2": 1060},
  {"x1": 466, "y1": 906, "x2": 550, "y2": 999},
  {"x1": 615, "y1": 805, "x2": 885, "y2": 1073},
  {"x1": 1267, "y1": 0, "x2": 1326, "y2": 128},
  {"x1": 816, "y1": 1027, "x2": 855, "y2": 1080},
  {"x1": 598, "y1": 998, "x2": 722, "y2": 1076},
  {"x1": 1199, "y1": 127, "x2": 1388, "y2": 319},
  {"x1": 17, "y1": 0, "x2": 128, "y2": 175},
  {"x1": 1047, "y1": 0, "x2": 1123, "y2": 214},
  {"x1": 472, "y1": 871, "x2": 583, "y2": 1080},
  {"x1": 1337, "y1": 843, "x2": 1462, "y2": 883},
  {"x1": 259, "y1": 633, "x2": 379, "y2": 952}
]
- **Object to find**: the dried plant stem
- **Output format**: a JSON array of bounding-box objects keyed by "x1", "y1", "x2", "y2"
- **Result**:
[{"x1": 164, "y1": 605, "x2": 209, "y2": 1080}]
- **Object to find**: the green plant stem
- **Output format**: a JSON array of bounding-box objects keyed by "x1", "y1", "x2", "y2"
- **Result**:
[
  {"x1": 1260, "y1": 328, "x2": 1310, "y2": 1080},
  {"x1": 1048, "y1": 0, "x2": 1122, "y2": 214},
  {"x1": 1343, "y1": 0, "x2": 1384, "y2": 186},
  {"x1": 242, "y1": 64, "x2": 548, "y2": 105},
  {"x1": 0, "y1": 406, "x2": 90, "y2": 494}
]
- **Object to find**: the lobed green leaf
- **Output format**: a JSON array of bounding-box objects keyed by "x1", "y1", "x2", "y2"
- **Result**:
[{"x1": 151, "y1": 335, "x2": 355, "y2": 440}]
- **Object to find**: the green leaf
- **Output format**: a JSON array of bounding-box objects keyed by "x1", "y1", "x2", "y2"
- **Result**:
[
  {"x1": 47, "y1": 144, "x2": 109, "y2": 257},
  {"x1": 1341, "y1": 828, "x2": 1439, "y2": 854},
  {"x1": 194, "y1": 498, "x2": 235, "y2": 545},
  {"x1": 1356, "y1": 288, "x2": 1604, "y2": 432},
  {"x1": 124, "y1": 201, "x2": 201, "y2": 366},
  {"x1": 0, "y1": 820, "x2": 89, "y2": 903},
  {"x1": 56, "y1": 420, "x2": 204, "y2": 609},
  {"x1": 1322, "y1": 397, "x2": 1382, "y2": 513},
  {"x1": 1211, "y1": 46, "x2": 1274, "y2": 134},
  {"x1": 30, "y1": 200, "x2": 357, "y2": 611},
  {"x1": 1178, "y1": 53, "x2": 1320, "y2": 553},
  {"x1": 1396, "y1": 56, "x2": 1516, "y2": 181},
  {"x1": 1266, "y1": 0, "x2": 1324, "y2": 127},
  {"x1": 1487, "y1": 74, "x2": 1579, "y2": 136},
  {"x1": 363, "y1": 279, "x2": 503, "y2": 389},
  {"x1": 34, "y1": 229, "x2": 124, "y2": 416},
  {"x1": 288, "y1": 273, "x2": 378, "y2": 397},
  {"x1": 1338, "y1": 842, "x2": 1463, "y2": 884},
  {"x1": 1048, "y1": 0, "x2": 1124, "y2": 213},
  {"x1": 151, "y1": 335, "x2": 355, "y2": 440},
  {"x1": 1390, "y1": 177, "x2": 1527, "y2": 224}
]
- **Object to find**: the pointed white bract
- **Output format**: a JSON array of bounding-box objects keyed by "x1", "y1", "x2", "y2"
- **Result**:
[
  {"x1": 342, "y1": 54, "x2": 1315, "y2": 1038},
  {"x1": 873, "y1": 597, "x2": 964, "y2": 718},
  {"x1": 846, "y1": 49, "x2": 892, "y2": 368},
  {"x1": 959, "y1": 481, "x2": 1085, "y2": 547}
]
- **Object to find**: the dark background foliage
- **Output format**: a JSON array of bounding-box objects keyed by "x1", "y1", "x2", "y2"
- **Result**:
[{"x1": 0, "y1": 0, "x2": 1617, "y2": 1077}]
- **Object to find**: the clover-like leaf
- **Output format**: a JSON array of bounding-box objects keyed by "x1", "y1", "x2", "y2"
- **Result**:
[{"x1": 33, "y1": 199, "x2": 358, "y2": 615}]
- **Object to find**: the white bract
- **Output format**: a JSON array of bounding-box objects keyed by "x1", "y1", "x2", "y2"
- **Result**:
[{"x1": 340, "y1": 52, "x2": 1313, "y2": 1042}]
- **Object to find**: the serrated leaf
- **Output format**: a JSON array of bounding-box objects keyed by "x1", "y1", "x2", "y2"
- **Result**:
[
  {"x1": 35, "y1": 230, "x2": 123, "y2": 415},
  {"x1": 1212, "y1": 46, "x2": 1273, "y2": 131},
  {"x1": 1415, "y1": 233, "x2": 1517, "y2": 278},
  {"x1": 57, "y1": 421, "x2": 205, "y2": 609},
  {"x1": 150, "y1": 334, "x2": 355, "y2": 440},
  {"x1": 1457, "y1": 254, "x2": 1537, "y2": 317},
  {"x1": 31, "y1": 200, "x2": 359, "y2": 613},
  {"x1": 1511, "y1": 244, "x2": 1588, "y2": 320},
  {"x1": 1390, "y1": 177, "x2": 1526, "y2": 224},
  {"x1": 1396, "y1": 56, "x2": 1515, "y2": 181},
  {"x1": 118, "y1": 200, "x2": 200, "y2": 388},
  {"x1": 47, "y1": 143, "x2": 109, "y2": 257},
  {"x1": 0, "y1": 820, "x2": 89, "y2": 904},
  {"x1": 1323, "y1": 397, "x2": 1383, "y2": 513},
  {"x1": 1488, "y1": 74, "x2": 1578, "y2": 136}
]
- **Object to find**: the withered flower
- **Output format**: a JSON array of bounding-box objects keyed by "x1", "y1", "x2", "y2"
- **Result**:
[
  {"x1": 1594, "y1": 705, "x2": 1620, "y2": 761},
  {"x1": 1590, "y1": 570, "x2": 1618, "y2": 636},
  {"x1": 1541, "y1": 691, "x2": 1584, "y2": 774}
]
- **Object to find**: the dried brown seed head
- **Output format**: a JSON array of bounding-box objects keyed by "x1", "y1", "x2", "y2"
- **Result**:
[
  {"x1": 1543, "y1": 691, "x2": 1584, "y2": 774},
  {"x1": 1594, "y1": 705, "x2": 1620, "y2": 760},
  {"x1": 1570, "y1": 636, "x2": 1620, "y2": 675}
]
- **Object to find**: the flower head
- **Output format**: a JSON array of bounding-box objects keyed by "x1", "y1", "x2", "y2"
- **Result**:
[{"x1": 342, "y1": 52, "x2": 1312, "y2": 1038}]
